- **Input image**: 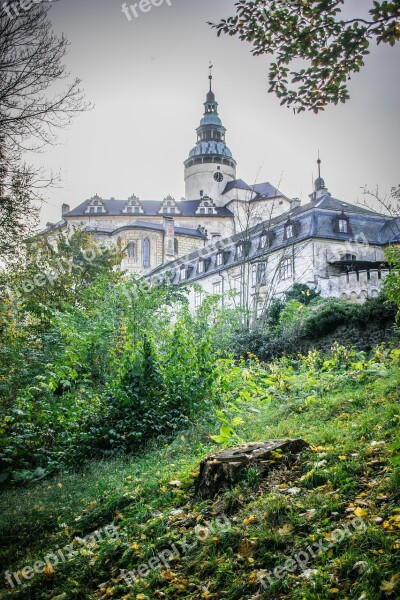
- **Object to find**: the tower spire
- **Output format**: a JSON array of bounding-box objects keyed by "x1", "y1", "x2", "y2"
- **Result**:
[
  {"x1": 317, "y1": 151, "x2": 321, "y2": 179},
  {"x1": 209, "y1": 62, "x2": 213, "y2": 92}
]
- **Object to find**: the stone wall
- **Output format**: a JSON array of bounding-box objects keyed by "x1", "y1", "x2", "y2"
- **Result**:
[
  {"x1": 300, "y1": 321, "x2": 399, "y2": 355},
  {"x1": 317, "y1": 269, "x2": 389, "y2": 303}
]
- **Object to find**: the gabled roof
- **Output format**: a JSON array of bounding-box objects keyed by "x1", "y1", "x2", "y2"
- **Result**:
[
  {"x1": 65, "y1": 198, "x2": 234, "y2": 218},
  {"x1": 223, "y1": 179, "x2": 253, "y2": 193},
  {"x1": 222, "y1": 179, "x2": 286, "y2": 199}
]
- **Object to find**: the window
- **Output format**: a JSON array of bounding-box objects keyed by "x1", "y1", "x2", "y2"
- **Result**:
[
  {"x1": 143, "y1": 238, "x2": 150, "y2": 268},
  {"x1": 180, "y1": 266, "x2": 186, "y2": 281},
  {"x1": 127, "y1": 241, "x2": 136, "y2": 260},
  {"x1": 236, "y1": 243, "x2": 243, "y2": 259},
  {"x1": 198, "y1": 260, "x2": 204, "y2": 274},
  {"x1": 333, "y1": 212, "x2": 352, "y2": 234},
  {"x1": 232, "y1": 277, "x2": 241, "y2": 293},
  {"x1": 260, "y1": 232, "x2": 267, "y2": 249},
  {"x1": 257, "y1": 263, "x2": 266, "y2": 284},
  {"x1": 174, "y1": 238, "x2": 179, "y2": 254},
  {"x1": 280, "y1": 258, "x2": 293, "y2": 280},
  {"x1": 252, "y1": 264, "x2": 257, "y2": 286},
  {"x1": 195, "y1": 291, "x2": 202, "y2": 308},
  {"x1": 215, "y1": 252, "x2": 223, "y2": 267},
  {"x1": 213, "y1": 281, "x2": 222, "y2": 295},
  {"x1": 284, "y1": 223, "x2": 293, "y2": 239},
  {"x1": 89, "y1": 207, "x2": 95, "y2": 214},
  {"x1": 342, "y1": 253, "x2": 356, "y2": 261}
]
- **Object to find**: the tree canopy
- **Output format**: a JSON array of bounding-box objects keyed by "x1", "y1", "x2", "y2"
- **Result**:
[
  {"x1": 0, "y1": 3, "x2": 88, "y2": 262},
  {"x1": 211, "y1": 0, "x2": 400, "y2": 112}
]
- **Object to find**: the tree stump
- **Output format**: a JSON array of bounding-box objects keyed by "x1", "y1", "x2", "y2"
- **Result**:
[{"x1": 195, "y1": 439, "x2": 309, "y2": 498}]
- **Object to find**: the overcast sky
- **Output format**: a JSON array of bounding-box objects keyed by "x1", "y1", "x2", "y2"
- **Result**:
[{"x1": 33, "y1": 0, "x2": 400, "y2": 226}]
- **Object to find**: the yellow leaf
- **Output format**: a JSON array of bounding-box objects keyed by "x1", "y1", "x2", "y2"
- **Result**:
[
  {"x1": 44, "y1": 563, "x2": 54, "y2": 576},
  {"x1": 380, "y1": 573, "x2": 400, "y2": 594},
  {"x1": 354, "y1": 507, "x2": 367, "y2": 518},
  {"x1": 278, "y1": 524, "x2": 293, "y2": 536},
  {"x1": 243, "y1": 515, "x2": 257, "y2": 526},
  {"x1": 131, "y1": 542, "x2": 140, "y2": 551},
  {"x1": 329, "y1": 589, "x2": 340, "y2": 594}
]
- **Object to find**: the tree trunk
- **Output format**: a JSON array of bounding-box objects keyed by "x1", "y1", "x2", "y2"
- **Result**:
[{"x1": 195, "y1": 439, "x2": 309, "y2": 498}]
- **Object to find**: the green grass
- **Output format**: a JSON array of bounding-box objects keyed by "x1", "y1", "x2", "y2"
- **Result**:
[{"x1": 0, "y1": 353, "x2": 399, "y2": 600}]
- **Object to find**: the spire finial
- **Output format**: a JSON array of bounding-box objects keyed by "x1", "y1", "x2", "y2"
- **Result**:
[
  {"x1": 209, "y1": 62, "x2": 213, "y2": 91},
  {"x1": 317, "y1": 151, "x2": 321, "y2": 179}
]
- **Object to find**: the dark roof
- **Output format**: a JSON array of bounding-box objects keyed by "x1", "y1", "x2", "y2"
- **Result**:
[
  {"x1": 378, "y1": 218, "x2": 400, "y2": 243},
  {"x1": 222, "y1": 179, "x2": 285, "y2": 199},
  {"x1": 87, "y1": 221, "x2": 207, "y2": 238},
  {"x1": 65, "y1": 198, "x2": 233, "y2": 218},
  {"x1": 252, "y1": 182, "x2": 285, "y2": 198},
  {"x1": 147, "y1": 194, "x2": 395, "y2": 282},
  {"x1": 311, "y1": 195, "x2": 379, "y2": 215},
  {"x1": 223, "y1": 179, "x2": 253, "y2": 193}
]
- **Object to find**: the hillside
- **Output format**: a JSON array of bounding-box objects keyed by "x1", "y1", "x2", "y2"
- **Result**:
[{"x1": 1, "y1": 346, "x2": 399, "y2": 600}]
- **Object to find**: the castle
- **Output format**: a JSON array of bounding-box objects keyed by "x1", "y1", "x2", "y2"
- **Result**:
[{"x1": 42, "y1": 71, "x2": 400, "y2": 312}]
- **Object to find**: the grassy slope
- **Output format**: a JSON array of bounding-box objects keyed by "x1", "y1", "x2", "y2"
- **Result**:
[{"x1": 0, "y1": 360, "x2": 399, "y2": 600}]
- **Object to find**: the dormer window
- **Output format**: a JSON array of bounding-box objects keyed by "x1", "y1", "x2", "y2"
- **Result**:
[
  {"x1": 85, "y1": 195, "x2": 107, "y2": 215},
  {"x1": 180, "y1": 266, "x2": 186, "y2": 281},
  {"x1": 196, "y1": 196, "x2": 217, "y2": 215},
  {"x1": 284, "y1": 222, "x2": 293, "y2": 239},
  {"x1": 159, "y1": 195, "x2": 181, "y2": 215},
  {"x1": 123, "y1": 194, "x2": 144, "y2": 214},
  {"x1": 259, "y1": 231, "x2": 268, "y2": 249},
  {"x1": 236, "y1": 243, "x2": 243, "y2": 259},
  {"x1": 284, "y1": 219, "x2": 300, "y2": 240},
  {"x1": 215, "y1": 252, "x2": 223, "y2": 267},
  {"x1": 198, "y1": 259, "x2": 204, "y2": 274},
  {"x1": 333, "y1": 211, "x2": 352, "y2": 234}
]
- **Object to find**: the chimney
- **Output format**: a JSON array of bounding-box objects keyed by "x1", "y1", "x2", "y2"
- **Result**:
[
  {"x1": 164, "y1": 216, "x2": 175, "y2": 257},
  {"x1": 62, "y1": 203, "x2": 70, "y2": 217},
  {"x1": 291, "y1": 198, "x2": 301, "y2": 210}
]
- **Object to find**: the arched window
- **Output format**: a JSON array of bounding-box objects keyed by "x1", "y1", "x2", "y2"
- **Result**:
[
  {"x1": 143, "y1": 238, "x2": 150, "y2": 268},
  {"x1": 127, "y1": 241, "x2": 136, "y2": 259},
  {"x1": 174, "y1": 238, "x2": 179, "y2": 254}
]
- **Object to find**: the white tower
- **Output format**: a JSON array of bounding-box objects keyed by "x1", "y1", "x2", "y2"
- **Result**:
[{"x1": 184, "y1": 68, "x2": 236, "y2": 206}]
